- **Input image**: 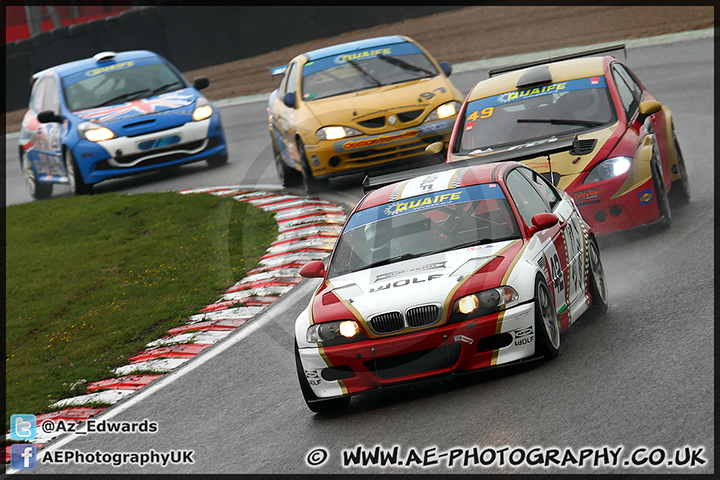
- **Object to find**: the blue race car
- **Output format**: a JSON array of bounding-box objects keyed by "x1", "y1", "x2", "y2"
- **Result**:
[{"x1": 18, "y1": 50, "x2": 228, "y2": 199}]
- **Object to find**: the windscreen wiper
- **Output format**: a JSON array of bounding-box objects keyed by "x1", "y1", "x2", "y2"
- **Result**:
[
  {"x1": 516, "y1": 118, "x2": 605, "y2": 127},
  {"x1": 377, "y1": 54, "x2": 434, "y2": 76},
  {"x1": 94, "y1": 88, "x2": 151, "y2": 108},
  {"x1": 150, "y1": 81, "x2": 181, "y2": 96},
  {"x1": 352, "y1": 252, "x2": 421, "y2": 273},
  {"x1": 346, "y1": 59, "x2": 382, "y2": 87}
]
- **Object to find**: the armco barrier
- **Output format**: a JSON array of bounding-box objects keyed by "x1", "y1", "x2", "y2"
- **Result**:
[{"x1": 5, "y1": 6, "x2": 462, "y2": 112}]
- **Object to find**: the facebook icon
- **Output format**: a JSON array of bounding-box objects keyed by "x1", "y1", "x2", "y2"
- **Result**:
[{"x1": 10, "y1": 444, "x2": 37, "y2": 470}]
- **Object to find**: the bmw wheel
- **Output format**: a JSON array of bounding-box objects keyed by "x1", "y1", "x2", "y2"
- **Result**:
[
  {"x1": 22, "y1": 151, "x2": 53, "y2": 199},
  {"x1": 588, "y1": 239, "x2": 608, "y2": 312},
  {"x1": 535, "y1": 276, "x2": 560, "y2": 359},
  {"x1": 669, "y1": 133, "x2": 690, "y2": 205},
  {"x1": 295, "y1": 341, "x2": 350, "y2": 413},
  {"x1": 65, "y1": 149, "x2": 92, "y2": 196}
]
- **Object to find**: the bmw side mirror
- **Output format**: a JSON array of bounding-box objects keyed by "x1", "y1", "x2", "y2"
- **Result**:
[
  {"x1": 37, "y1": 110, "x2": 62, "y2": 123},
  {"x1": 527, "y1": 213, "x2": 559, "y2": 236},
  {"x1": 193, "y1": 76, "x2": 210, "y2": 90},
  {"x1": 439, "y1": 61, "x2": 452, "y2": 77},
  {"x1": 300, "y1": 261, "x2": 325, "y2": 278},
  {"x1": 282, "y1": 92, "x2": 297, "y2": 109}
]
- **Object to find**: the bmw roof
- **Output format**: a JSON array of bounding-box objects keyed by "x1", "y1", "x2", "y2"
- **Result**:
[
  {"x1": 31, "y1": 50, "x2": 162, "y2": 81},
  {"x1": 303, "y1": 35, "x2": 410, "y2": 61}
]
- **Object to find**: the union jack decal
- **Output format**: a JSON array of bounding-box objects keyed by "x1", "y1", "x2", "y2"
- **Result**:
[{"x1": 76, "y1": 91, "x2": 194, "y2": 122}]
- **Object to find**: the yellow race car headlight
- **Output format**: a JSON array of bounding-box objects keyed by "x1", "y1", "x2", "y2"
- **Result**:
[
  {"x1": 425, "y1": 101, "x2": 461, "y2": 122},
  {"x1": 316, "y1": 126, "x2": 363, "y2": 141},
  {"x1": 583, "y1": 156, "x2": 632, "y2": 184}
]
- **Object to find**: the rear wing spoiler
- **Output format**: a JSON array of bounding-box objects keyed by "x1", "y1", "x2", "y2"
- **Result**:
[
  {"x1": 488, "y1": 44, "x2": 626, "y2": 78},
  {"x1": 270, "y1": 65, "x2": 287, "y2": 78},
  {"x1": 362, "y1": 135, "x2": 579, "y2": 193}
]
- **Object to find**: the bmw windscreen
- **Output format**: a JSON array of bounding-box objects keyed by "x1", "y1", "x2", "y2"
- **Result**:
[
  {"x1": 327, "y1": 184, "x2": 521, "y2": 278},
  {"x1": 301, "y1": 41, "x2": 440, "y2": 101},
  {"x1": 455, "y1": 77, "x2": 617, "y2": 154}
]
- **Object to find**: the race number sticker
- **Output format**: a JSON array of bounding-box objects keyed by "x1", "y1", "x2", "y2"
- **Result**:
[{"x1": 562, "y1": 214, "x2": 586, "y2": 308}]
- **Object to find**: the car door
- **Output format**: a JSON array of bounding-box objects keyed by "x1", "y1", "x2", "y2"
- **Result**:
[
  {"x1": 271, "y1": 61, "x2": 301, "y2": 166},
  {"x1": 505, "y1": 168, "x2": 570, "y2": 321},
  {"x1": 520, "y1": 167, "x2": 586, "y2": 312},
  {"x1": 24, "y1": 74, "x2": 65, "y2": 178}
]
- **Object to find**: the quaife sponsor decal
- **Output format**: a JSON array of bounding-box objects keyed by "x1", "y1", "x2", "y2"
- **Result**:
[
  {"x1": 335, "y1": 48, "x2": 392, "y2": 64},
  {"x1": 85, "y1": 61, "x2": 135, "y2": 77}
]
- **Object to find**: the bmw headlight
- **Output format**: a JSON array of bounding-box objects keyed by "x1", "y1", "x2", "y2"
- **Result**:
[
  {"x1": 583, "y1": 156, "x2": 632, "y2": 184},
  {"x1": 425, "y1": 101, "x2": 461, "y2": 122},
  {"x1": 316, "y1": 126, "x2": 363, "y2": 141},
  {"x1": 452, "y1": 286, "x2": 519, "y2": 319},
  {"x1": 306, "y1": 320, "x2": 363, "y2": 344},
  {"x1": 192, "y1": 97, "x2": 213, "y2": 121},
  {"x1": 78, "y1": 122, "x2": 116, "y2": 142}
]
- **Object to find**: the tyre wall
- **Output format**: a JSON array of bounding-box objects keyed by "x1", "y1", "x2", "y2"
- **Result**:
[{"x1": 5, "y1": 6, "x2": 462, "y2": 112}]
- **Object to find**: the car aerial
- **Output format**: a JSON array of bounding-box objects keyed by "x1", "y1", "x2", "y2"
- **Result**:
[
  {"x1": 18, "y1": 50, "x2": 228, "y2": 199},
  {"x1": 294, "y1": 161, "x2": 608, "y2": 412},
  {"x1": 428, "y1": 45, "x2": 690, "y2": 235},
  {"x1": 267, "y1": 35, "x2": 464, "y2": 194}
]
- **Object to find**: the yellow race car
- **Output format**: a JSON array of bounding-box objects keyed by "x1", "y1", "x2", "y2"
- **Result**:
[
  {"x1": 267, "y1": 35, "x2": 464, "y2": 194},
  {"x1": 432, "y1": 45, "x2": 690, "y2": 235}
]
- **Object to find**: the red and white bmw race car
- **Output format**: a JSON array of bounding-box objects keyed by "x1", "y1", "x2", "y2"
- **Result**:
[{"x1": 294, "y1": 161, "x2": 608, "y2": 413}]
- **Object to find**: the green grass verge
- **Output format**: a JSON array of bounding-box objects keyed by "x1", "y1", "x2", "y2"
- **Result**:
[{"x1": 5, "y1": 192, "x2": 278, "y2": 427}]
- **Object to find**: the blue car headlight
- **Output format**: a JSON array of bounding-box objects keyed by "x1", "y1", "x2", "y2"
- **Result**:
[
  {"x1": 78, "y1": 122, "x2": 116, "y2": 142},
  {"x1": 192, "y1": 97, "x2": 213, "y2": 122},
  {"x1": 583, "y1": 156, "x2": 632, "y2": 184}
]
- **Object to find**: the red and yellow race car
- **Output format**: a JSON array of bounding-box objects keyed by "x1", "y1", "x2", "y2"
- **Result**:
[
  {"x1": 431, "y1": 45, "x2": 690, "y2": 235},
  {"x1": 296, "y1": 161, "x2": 608, "y2": 412},
  {"x1": 267, "y1": 35, "x2": 464, "y2": 194}
]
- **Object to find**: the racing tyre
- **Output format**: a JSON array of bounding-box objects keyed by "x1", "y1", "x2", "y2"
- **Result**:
[
  {"x1": 65, "y1": 149, "x2": 92, "y2": 196},
  {"x1": 295, "y1": 341, "x2": 350, "y2": 413},
  {"x1": 651, "y1": 161, "x2": 671, "y2": 228},
  {"x1": 273, "y1": 137, "x2": 301, "y2": 187},
  {"x1": 588, "y1": 238, "x2": 609, "y2": 313},
  {"x1": 22, "y1": 152, "x2": 53, "y2": 199},
  {"x1": 534, "y1": 276, "x2": 560, "y2": 359},
  {"x1": 669, "y1": 133, "x2": 690, "y2": 205},
  {"x1": 297, "y1": 139, "x2": 328, "y2": 195}
]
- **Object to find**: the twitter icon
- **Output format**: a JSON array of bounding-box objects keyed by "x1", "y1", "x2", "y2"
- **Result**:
[{"x1": 10, "y1": 414, "x2": 37, "y2": 441}]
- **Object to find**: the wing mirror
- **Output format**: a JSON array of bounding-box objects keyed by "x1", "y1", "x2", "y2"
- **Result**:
[
  {"x1": 282, "y1": 92, "x2": 297, "y2": 109},
  {"x1": 37, "y1": 110, "x2": 62, "y2": 123},
  {"x1": 425, "y1": 141, "x2": 445, "y2": 157},
  {"x1": 439, "y1": 61, "x2": 452, "y2": 77},
  {"x1": 527, "y1": 213, "x2": 559, "y2": 236},
  {"x1": 635, "y1": 100, "x2": 661, "y2": 126},
  {"x1": 299, "y1": 260, "x2": 326, "y2": 278},
  {"x1": 193, "y1": 76, "x2": 210, "y2": 90}
]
